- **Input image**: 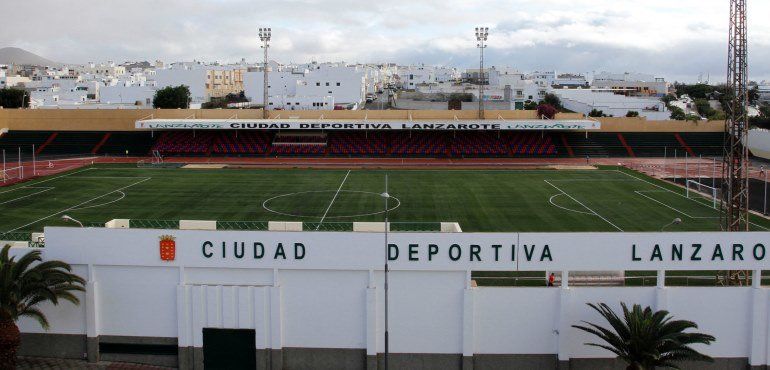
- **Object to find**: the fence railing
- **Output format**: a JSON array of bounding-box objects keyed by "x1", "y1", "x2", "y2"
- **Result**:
[
  {"x1": 128, "y1": 219, "x2": 180, "y2": 229},
  {"x1": 112, "y1": 220, "x2": 444, "y2": 232},
  {"x1": 216, "y1": 221, "x2": 269, "y2": 231},
  {"x1": 0, "y1": 232, "x2": 35, "y2": 242}
]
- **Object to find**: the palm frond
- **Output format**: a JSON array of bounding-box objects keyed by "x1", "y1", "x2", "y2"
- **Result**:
[
  {"x1": 576, "y1": 302, "x2": 715, "y2": 369},
  {"x1": 0, "y1": 244, "x2": 85, "y2": 328}
]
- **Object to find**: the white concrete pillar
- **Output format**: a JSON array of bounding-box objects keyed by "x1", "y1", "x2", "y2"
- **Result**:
[
  {"x1": 269, "y1": 287, "x2": 282, "y2": 349},
  {"x1": 561, "y1": 270, "x2": 569, "y2": 289},
  {"x1": 85, "y1": 265, "x2": 99, "y2": 363},
  {"x1": 366, "y1": 287, "x2": 377, "y2": 357},
  {"x1": 176, "y1": 284, "x2": 193, "y2": 370},
  {"x1": 269, "y1": 283, "x2": 283, "y2": 370},
  {"x1": 656, "y1": 270, "x2": 665, "y2": 288},
  {"x1": 176, "y1": 285, "x2": 191, "y2": 347},
  {"x1": 749, "y1": 270, "x2": 768, "y2": 367},
  {"x1": 655, "y1": 270, "x2": 668, "y2": 311},
  {"x1": 254, "y1": 287, "x2": 269, "y2": 349},
  {"x1": 462, "y1": 288, "x2": 476, "y2": 369},
  {"x1": 557, "y1": 273, "x2": 572, "y2": 367}
]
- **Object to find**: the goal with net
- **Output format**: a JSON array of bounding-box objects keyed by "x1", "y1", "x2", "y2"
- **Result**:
[
  {"x1": 138, "y1": 151, "x2": 164, "y2": 168},
  {"x1": 1, "y1": 166, "x2": 23, "y2": 183},
  {"x1": 686, "y1": 179, "x2": 720, "y2": 209}
]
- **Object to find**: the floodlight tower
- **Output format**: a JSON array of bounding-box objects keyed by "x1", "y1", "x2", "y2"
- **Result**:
[
  {"x1": 475, "y1": 27, "x2": 489, "y2": 120},
  {"x1": 722, "y1": 0, "x2": 749, "y2": 232},
  {"x1": 721, "y1": 0, "x2": 750, "y2": 285},
  {"x1": 259, "y1": 27, "x2": 272, "y2": 119}
]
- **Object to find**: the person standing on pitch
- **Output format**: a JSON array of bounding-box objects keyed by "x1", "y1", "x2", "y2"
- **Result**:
[{"x1": 548, "y1": 273, "x2": 555, "y2": 287}]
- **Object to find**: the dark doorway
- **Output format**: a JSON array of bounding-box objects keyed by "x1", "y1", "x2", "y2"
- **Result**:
[{"x1": 202, "y1": 328, "x2": 256, "y2": 370}]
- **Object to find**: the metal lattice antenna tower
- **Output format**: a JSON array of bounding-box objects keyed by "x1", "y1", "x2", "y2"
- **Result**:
[
  {"x1": 722, "y1": 0, "x2": 749, "y2": 232},
  {"x1": 475, "y1": 27, "x2": 488, "y2": 120},
  {"x1": 719, "y1": 0, "x2": 750, "y2": 286},
  {"x1": 259, "y1": 27, "x2": 272, "y2": 119}
]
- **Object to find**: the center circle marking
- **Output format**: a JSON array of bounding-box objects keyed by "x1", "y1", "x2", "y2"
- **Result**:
[{"x1": 262, "y1": 190, "x2": 401, "y2": 219}]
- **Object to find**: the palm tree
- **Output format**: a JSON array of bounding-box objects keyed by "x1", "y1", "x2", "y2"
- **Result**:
[
  {"x1": 0, "y1": 244, "x2": 85, "y2": 369},
  {"x1": 573, "y1": 302, "x2": 715, "y2": 370}
]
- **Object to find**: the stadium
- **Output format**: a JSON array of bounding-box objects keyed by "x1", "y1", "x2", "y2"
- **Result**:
[
  {"x1": 3, "y1": 108, "x2": 770, "y2": 370},
  {"x1": 0, "y1": 109, "x2": 747, "y2": 234}
]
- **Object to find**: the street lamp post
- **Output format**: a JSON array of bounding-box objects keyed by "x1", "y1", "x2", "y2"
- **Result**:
[
  {"x1": 381, "y1": 175, "x2": 390, "y2": 370},
  {"x1": 61, "y1": 215, "x2": 84, "y2": 227},
  {"x1": 661, "y1": 217, "x2": 682, "y2": 231},
  {"x1": 475, "y1": 27, "x2": 489, "y2": 120},
  {"x1": 259, "y1": 27, "x2": 272, "y2": 119}
]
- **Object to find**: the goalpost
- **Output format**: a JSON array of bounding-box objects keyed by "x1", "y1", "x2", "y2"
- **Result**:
[
  {"x1": 1, "y1": 166, "x2": 23, "y2": 183},
  {"x1": 138, "y1": 151, "x2": 164, "y2": 168},
  {"x1": 686, "y1": 179, "x2": 720, "y2": 209},
  {"x1": 152, "y1": 150, "x2": 163, "y2": 165}
]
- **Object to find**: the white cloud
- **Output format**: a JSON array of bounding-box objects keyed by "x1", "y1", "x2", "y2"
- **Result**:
[{"x1": 1, "y1": 0, "x2": 768, "y2": 81}]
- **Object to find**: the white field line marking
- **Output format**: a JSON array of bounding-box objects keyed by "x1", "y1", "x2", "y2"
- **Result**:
[
  {"x1": 751, "y1": 222, "x2": 770, "y2": 230},
  {"x1": 7, "y1": 177, "x2": 151, "y2": 233},
  {"x1": 618, "y1": 170, "x2": 769, "y2": 230},
  {"x1": 0, "y1": 167, "x2": 95, "y2": 194},
  {"x1": 74, "y1": 176, "x2": 151, "y2": 179},
  {"x1": 262, "y1": 190, "x2": 401, "y2": 219},
  {"x1": 548, "y1": 193, "x2": 593, "y2": 215},
  {"x1": 634, "y1": 191, "x2": 720, "y2": 220},
  {"x1": 69, "y1": 191, "x2": 126, "y2": 211},
  {"x1": 545, "y1": 179, "x2": 638, "y2": 182},
  {"x1": 0, "y1": 187, "x2": 55, "y2": 206},
  {"x1": 5, "y1": 167, "x2": 97, "y2": 189},
  {"x1": 544, "y1": 179, "x2": 623, "y2": 231},
  {"x1": 316, "y1": 170, "x2": 351, "y2": 230},
  {"x1": 634, "y1": 191, "x2": 695, "y2": 218}
]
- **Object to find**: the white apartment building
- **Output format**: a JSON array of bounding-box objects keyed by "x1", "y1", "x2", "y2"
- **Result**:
[
  {"x1": 99, "y1": 85, "x2": 156, "y2": 106},
  {"x1": 397, "y1": 65, "x2": 435, "y2": 89},
  {"x1": 525, "y1": 71, "x2": 556, "y2": 87},
  {"x1": 29, "y1": 82, "x2": 100, "y2": 108},
  {"x1": 553, "y1": 73, "x2": 588, "y2": 88},
  {"x1": 433, "y1": 66, "x2": 460, "y2": 83},
  {"x1": 269, "y1": 95, "x2": 335, "y2": 111},
  {"x1": 592, "y1": 72, "x2": 670, "y2": 97},
  {"x1": 154, "y1": 62, "x2": 209, "y2": 103},
  {"x1": 78, "y1": 61, "x2": 126, "y2": 77},
  {"x1": 296, "y1": 63, "x2": 366, "y2": 105},
  {"x1": 0, "y1": 75, "x2": 31, "y2": 89},
  {"x1": 487, "y1": 67, "x2": 524, "y2": 89},
  {"x1": 552, "y1": 88, "x2": 669, "y2": 120},
  {"x1": 758, "y1": 82, "x2": 770, "y2": 104},
  {"x1": 244, "y1": 62, "x2": 369, "y2": 109}
]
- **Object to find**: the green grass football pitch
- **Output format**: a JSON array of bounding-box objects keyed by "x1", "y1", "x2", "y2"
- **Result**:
[{"x1": 2, "y1": 164, "x2": 770, "y2": 234}]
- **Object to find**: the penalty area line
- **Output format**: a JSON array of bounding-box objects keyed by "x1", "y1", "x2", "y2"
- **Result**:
[
  {"x1": 544, "y1": 179, "x2": 623, "y2": 231},
  {"x1": 6, "y1": 177, "x2": 151, "y2": 233}
]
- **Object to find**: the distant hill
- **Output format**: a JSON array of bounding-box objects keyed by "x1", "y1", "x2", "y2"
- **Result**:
[{"x1": 0, "y1": 47, "x2": 61, "y2": 67}]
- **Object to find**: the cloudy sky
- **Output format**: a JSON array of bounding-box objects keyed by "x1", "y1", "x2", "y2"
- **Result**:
[{"x1": 3, "y1": 0, "x2": 769, "y2": 82}]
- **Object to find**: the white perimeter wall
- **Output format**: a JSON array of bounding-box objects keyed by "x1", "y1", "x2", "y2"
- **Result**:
[
  {"x1": 17, "y1": 265, "x2": 770, "y2": 364},
  {"x1": 13, "y1": 228, "x2": 770, "y2": 365}
]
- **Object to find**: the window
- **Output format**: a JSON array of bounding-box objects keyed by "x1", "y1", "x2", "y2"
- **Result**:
[
  {"x1": 325, "y1": 82, "x2": 329, "y2": 86},
  {"x1": 336, "y1": 82, "x2": 340, "y2": 86},
  {"x1": 316, "y1": 82, "x2": 320, "y2": 86}
]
